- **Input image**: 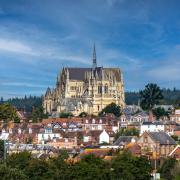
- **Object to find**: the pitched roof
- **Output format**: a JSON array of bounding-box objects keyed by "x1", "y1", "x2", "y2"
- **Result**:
[
  {"x1": 113, "y1": 136, "x2": 136, "y2": 146},
  {"x1": 148, "y1": 132, "x2": 176, "y2": 145},
  {"x1": 67, "y1": 67, "x2": 122, "y2": 81}
]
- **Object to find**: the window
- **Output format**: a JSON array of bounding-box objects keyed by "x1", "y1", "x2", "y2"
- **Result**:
[
  {"x1": 70, "y1": 86, "x2": 76, "y2": 91},
  {"x1": 144, "y1": 136, "x2": 148, "y2": 143},
  {"x1": 104, "y1": 84, "x2": 108, "y2": 94},
  {"x1": 98, "y1": 86, "x2": 102, "y2": 94}
]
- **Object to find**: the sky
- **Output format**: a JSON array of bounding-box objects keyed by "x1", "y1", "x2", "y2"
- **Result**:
[{"x1": 0, "y1": 0, "x2": 180, "y2": 99}]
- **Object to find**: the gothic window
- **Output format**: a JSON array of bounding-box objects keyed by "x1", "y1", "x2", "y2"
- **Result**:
[
  {"x1": 104, "y1": 84, "x2": 108, "y2": 94},
  {"x1": 98, "y1": 86, "x2": 102, "y2": 94}
]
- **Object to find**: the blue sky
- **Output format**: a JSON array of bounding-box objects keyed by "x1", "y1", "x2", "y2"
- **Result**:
[{"x1": 0, "y1": 0, "x2": 180, "y2": 99}]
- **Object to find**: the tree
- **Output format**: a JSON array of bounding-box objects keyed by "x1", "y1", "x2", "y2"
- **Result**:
[
  {"x1": 111, "y1": 151, "x2": 152, "y2": 180},
  {"x1": 0, "y1": 164, "x2": 27, "y2": 180},
  {"x1": 7, "y1": 151, "x2": 32, "y2": 170},
  {"x1": 0, "y1": 140, "x2": 3, "y2": 161},
  {"x1": 72, "y1": 154, "x2": 111, "y2": 179},
  {"x1": 59, "y1": 112, "x2": 73, "y2": 118},
  {"x1": 140, "y1": 83, "x2": 163, "y2": 112},
  {"x1": 31, "y1": 106, "x2": 48, "y2": 122},
  {"x1": 152, "y1": 107, "x2": 169, "y2": 120},
  {"x1": 158, "y1": 157, "x2": 177, "y2": 180},
  {"x1": 99, "y1": 103, "x2": 121, "y2": 117},
  {"x1": 79, "y1": 112, "x2": 88, "y2": 117},
  {"x1": 24, "y1": 159, "x2": 52, "y2": 179},
  {"x1": 0, "y1": 104, "x2": 20, "y2": 123}
]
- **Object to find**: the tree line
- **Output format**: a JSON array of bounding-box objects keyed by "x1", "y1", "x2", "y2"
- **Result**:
[{"x1": 126, "y1": 88, "x2": 180, "y2": 107}]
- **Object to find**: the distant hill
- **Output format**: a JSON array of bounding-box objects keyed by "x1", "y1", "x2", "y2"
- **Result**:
[{"x1": 125, "y1": 88, "x2": 180, "y2": 106}]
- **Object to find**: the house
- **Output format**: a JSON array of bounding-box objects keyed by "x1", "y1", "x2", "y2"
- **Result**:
[
  {"x1": 99, "y1": 129, "x2": 115, "y2": 144},
  {"x1": 137, "y1": 131, "x2": 176, "y2": 157},
  {"x1": 173, "y1": 126, "x2": 180, "y2": 137},
  {"x1": 81, "y1": 116, "x2": 119, "y2": 133},
  {"x1": 169, "y1": 145, "x2": 180, "y2": 160},
  {"x1": 140, "y1": 121, "x2": 165, "y2": 135},
  {"x1": 37, "y1": 124, "x2": 63, "y2": 143},
  {"x1": 126, "y1": 143, "x2": 141, "y2": 156},
  {"x1": 83, "y1": 130, "x2": 102, "y2": 145},
  {"x1": 113, "y1": 136, "x2": 137, "y2": 148},
  {"x1": 164, "y1": 121, "x2": 178, "y2": 136},
  {"x1": 170, "y1": 109, "x2": 180, "y2": 123},
  {"x1": 47, "y1": 137, "x2": 77, "y2": 149}
]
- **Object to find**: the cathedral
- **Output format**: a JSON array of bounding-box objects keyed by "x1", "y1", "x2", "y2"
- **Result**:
[{"x1": 43, "y1": 45, "x2": 125, "y2": 116}]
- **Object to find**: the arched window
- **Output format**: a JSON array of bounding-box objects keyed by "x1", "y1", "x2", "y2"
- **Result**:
[
  {"x1": 98, "y1": 85, "x2": 102, "y2": 94},
  {"x1": 104, "y1": 84, "x2": 108, "y2": 94}
]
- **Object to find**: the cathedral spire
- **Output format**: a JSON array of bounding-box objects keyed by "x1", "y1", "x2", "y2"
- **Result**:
[{"x1": 92, "y1": 43, "x2": 97, "y2": 69}]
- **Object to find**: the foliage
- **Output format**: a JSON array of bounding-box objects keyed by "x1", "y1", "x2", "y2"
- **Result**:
[
  {"x1": 79, "y1": 112, "x2": 88, "y2": 117},
  {"x1": 115, "y1": 128, "x2": 139, "y2": 140},
  {"x1": 152, "y1": 107, "x2": 169, "y2": 120},
  {"x1": 111, "y1": 151, "x2": 152, "y2": 180},
  {"x1": 99, "y1": 103, "x2": 121, "y2": 117},
  {"x1": 0, "y1": 164, "x2": 27, "y2": 180},
  {"x1": 6, "y1": 95, "x2": 42, "y2": 112},
  {"x1": 126, "y1": 88, "x2": 180, "y2": 106},
  {"x1": 72, "y1": 154, "x2": 112, "y2": 179},
  {"x1": 0, "y1": 140, "x2": 3, "y2": 161},
  {"x1": 0, "y1": 104, "x2": 20, "y2": 123},
  {"x1": 140, "y1": 83, "x2": 163, "y2": 111},
  {"x1": 31, "y1": 106, "x2": 48, "y2": 122},
  {"x1": 7, "y1": 151, "x2": 32, "y2": 170},
  {"x1": 59, "y1": 112, "x2": 73, "y2": 118},
  {"x1": 158, "y1": 157, "x2": 177, "y2": 180},
  {"x1": 0, "y1": 150, "x2": 153, "y2": 180}
]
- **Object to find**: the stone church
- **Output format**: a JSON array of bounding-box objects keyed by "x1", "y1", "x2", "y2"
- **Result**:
[{"x1": 43, "y1": 45, "x2": 125, "y2": 116}]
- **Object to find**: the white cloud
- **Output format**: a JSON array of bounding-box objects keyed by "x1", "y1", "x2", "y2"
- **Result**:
[{"x1": 0, "y1": 38, "x2": 35, "y2": 55}]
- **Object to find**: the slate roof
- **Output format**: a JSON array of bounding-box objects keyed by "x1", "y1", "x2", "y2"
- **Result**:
[
  {"x1": 113, "y1": 136, "x2": 136, "y2": 146},
  {"x1": 148, "y1": 132, "x2": 176, "y2": 145},
  {"x1": 67, "y1": 67, "x2": 122, "y2": 81}
]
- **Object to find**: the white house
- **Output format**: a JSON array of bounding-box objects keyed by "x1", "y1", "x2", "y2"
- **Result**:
[
  {"x1": 99, "y1": 129, "x2": 110, "y2": 144},
  {"x1": 37, "y1": 125, "x2": 62, "y2": 143},
  {"x1": 140, "y1": 121, "x2": 165, "y2": 135}
]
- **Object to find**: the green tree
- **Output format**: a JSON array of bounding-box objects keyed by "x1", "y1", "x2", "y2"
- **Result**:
[
  {"x1": 0, "y1": 104, "x2": 20, "y2": 123},
  {"x1": 99, "y1": 103, "x2": 121, "y2": 117},
  {"x1": 72, "y1": 154, "x2": 111, "y2": 180},
  {"x1": 158, "y1": 157, "x2": 177, "y2": 180},
  {"x1": 140, "y1": 84, "x2": 163, "y2": 114},
  {"x1": 0, "y1": 164, "x2": 27, "y2": 180},
  {"x1": 79, "y1": 112, "x2": 88, "y2": 117},
  {"x1": 111, "y1": 151, "x2": 152, "y2": 180},
  {"x1": 0, "y1": 140, "x2": 4, "y2": 161},
  {"x1": 7, "y1": 151, "x2": 32, "y2": 170},
  {"x1": 31, "y1": 106, "x2": 48, "y2": 122},
  {"x1": 59, "y1": 112, "x2": 73, "y2": 118},
  {"x1": 152, "y1": 107, "x2": 169, "y2": 120},
  {"x1": 25, "y1": 159, "x2": 52, "y2": 180}
]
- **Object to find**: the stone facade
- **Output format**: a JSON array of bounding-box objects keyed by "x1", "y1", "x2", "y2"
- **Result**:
[{"x1": 43, "y1": 45, "x2": 125, "y2": 116}]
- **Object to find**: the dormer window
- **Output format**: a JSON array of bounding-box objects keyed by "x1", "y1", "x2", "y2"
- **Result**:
[
  {"x1": 99, "y1": 119, "x2": 102, "y2": 123},
  {"x1": 86, "y1": 119, "x2": 88, "y2": 124},
  {"x1": 92, "y1": 119, "x2": 95, "y2": 124}
]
